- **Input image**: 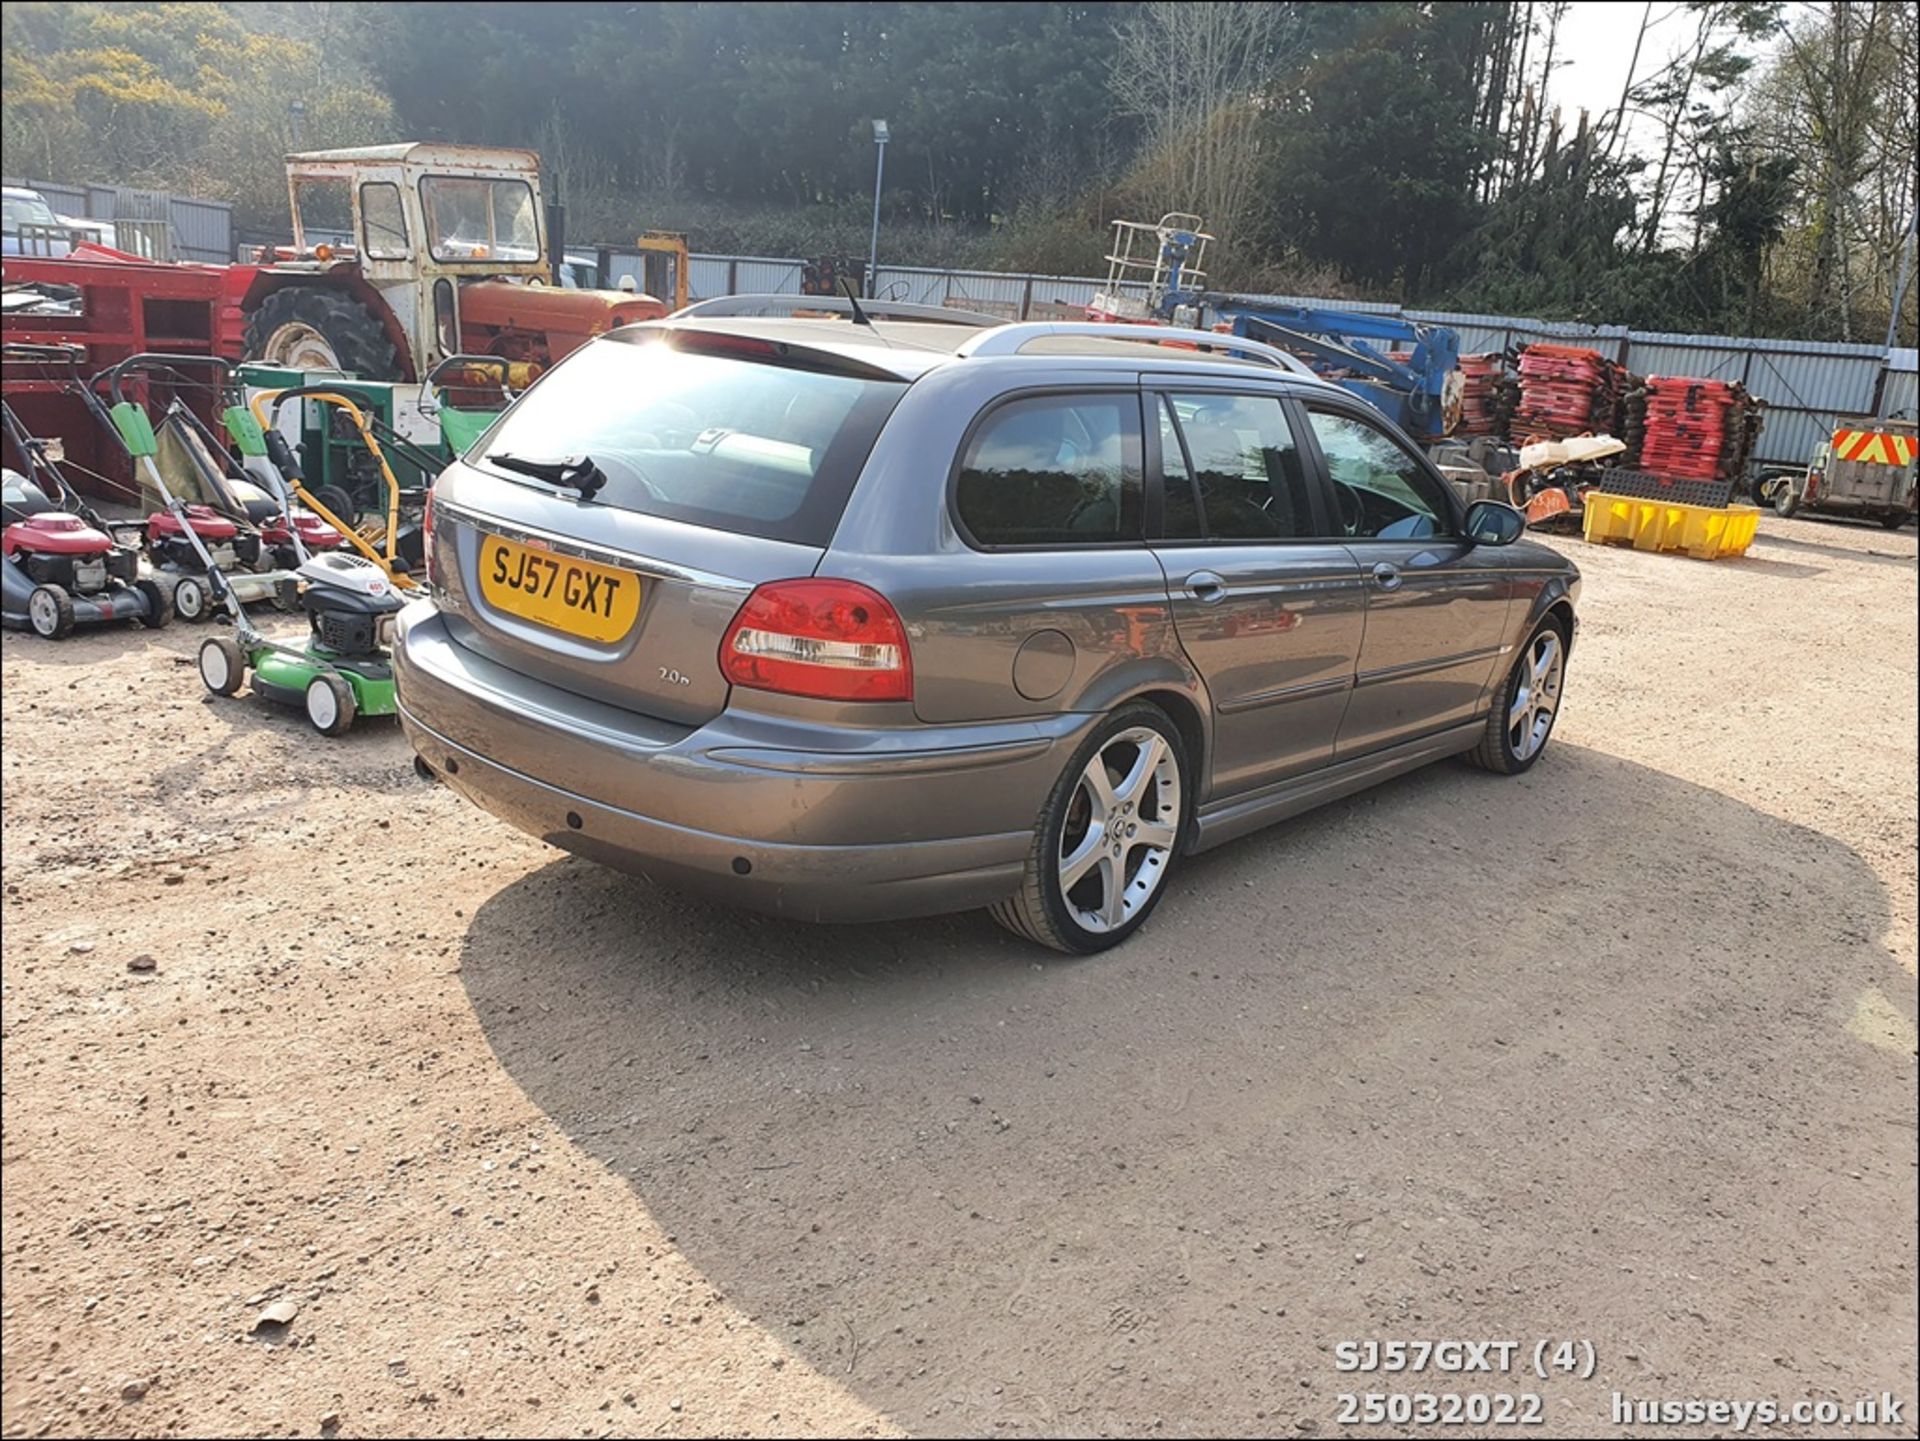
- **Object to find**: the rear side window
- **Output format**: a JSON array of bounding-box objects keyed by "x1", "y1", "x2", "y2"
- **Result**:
[
  {"x1": 471, "y1": 336, "x2": 905, "y2": 546},
  {"x1": 956, "y1": 393, "x2": 1142, "y2": 547}
]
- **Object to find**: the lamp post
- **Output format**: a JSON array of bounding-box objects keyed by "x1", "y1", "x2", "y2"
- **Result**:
[
  {"x1": 867, "y1": 119, "x2": 889, "y2": 298},
  {"x1": 288, "y1": 98, "x2": 305, "y2": 150}
]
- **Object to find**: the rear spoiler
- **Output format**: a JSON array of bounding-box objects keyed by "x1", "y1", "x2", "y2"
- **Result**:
[{"x1": 671, "y1": 294, "x2": 1000, "y2": 326}]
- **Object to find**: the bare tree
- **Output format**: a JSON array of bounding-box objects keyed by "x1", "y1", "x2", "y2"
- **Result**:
[
  {"x1": 1769, "y1": 0, "x2": 1906, "y2": 338},
  {"x1": 1623, "y1": 3, "x2": 1778, "y2": 254},
  {"x1": 1108, "y1": 2, "x2": 1299, "y2": 247}
]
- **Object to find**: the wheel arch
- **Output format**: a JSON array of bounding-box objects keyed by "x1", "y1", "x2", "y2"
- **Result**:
[
  {"x1": 1543, "y1": 596, "x2": 1576, "y2": 650},
  {"x1": 1517, "y1": 575, "x2": 1579, "y2": 653},
  {"x1": 1131, "y1": 686, "x2": 1207, "y2": 792},
  {"x1": 1060, "y1": 655, "x2": 1214, "y2": 808}
]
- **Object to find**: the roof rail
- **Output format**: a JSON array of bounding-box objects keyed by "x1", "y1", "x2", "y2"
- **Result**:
[
  {"x1": 957, "y1": 322, "x2": 1316, "y2": 376},
  {"x1": 671, "y1": 294, "x2": 1001, "y2": 326}
]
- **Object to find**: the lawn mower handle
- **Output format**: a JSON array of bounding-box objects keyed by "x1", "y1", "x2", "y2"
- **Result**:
[
  {"x1": 256, "y1": 382, "x2": 389, "y2": 416},
  {"x1": 1, "y1": 343, "x2": 92, "y2": 395},
  {"x1": 101, "y1": 353, "x2": 239, "y2": 407},
  {"x1": 1, "y1": 341, "x2": 90, "y2": 367},
  {"x1": 247, "y1": 388, "x2": 424, "y2": 591}
]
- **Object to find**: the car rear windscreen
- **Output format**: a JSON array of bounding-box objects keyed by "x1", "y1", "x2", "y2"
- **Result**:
[{"x1": 467, "y1": 335, "x2": 906, "y2": 546}]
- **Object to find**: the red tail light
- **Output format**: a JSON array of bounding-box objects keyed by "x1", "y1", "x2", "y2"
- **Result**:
[
  {"x1": 422, "y1": 485, "x2": 435, "y2": 588},
  {"x1": 720, "y1": 578, "x2": 911, "y2": 702}
]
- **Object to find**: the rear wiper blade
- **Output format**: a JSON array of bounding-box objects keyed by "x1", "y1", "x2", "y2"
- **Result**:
[{"x1": 486, "y1": 452, "x2": 606, "y2": 497}]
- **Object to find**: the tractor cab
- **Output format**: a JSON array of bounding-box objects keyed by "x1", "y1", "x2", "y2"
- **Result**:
[{"x1": 236, "y1": 143, "x2": 669, "y2": 382}]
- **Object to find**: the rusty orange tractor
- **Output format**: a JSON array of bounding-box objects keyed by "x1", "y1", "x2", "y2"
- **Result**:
[{"x1": 233, "y1": 143, "x2": 669, "y2": 381}]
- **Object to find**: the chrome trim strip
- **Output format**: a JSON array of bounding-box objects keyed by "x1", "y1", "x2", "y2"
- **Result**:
[
  {"x1": 436, "y1": 500, "x2": 754, "y2": 592},
  {"x1": 705, "y1": 736, "x2": 1053, "y2": 777},
  {"x1": 1214, "y1": 674, "x2": 1354, "y2": 715},
  {"x1": 1354, "y1": 646, "x2": 1505, "y2": 688},
  {"x1": 1207, "y1": 576, "x2": 1367, "y2": 601}
]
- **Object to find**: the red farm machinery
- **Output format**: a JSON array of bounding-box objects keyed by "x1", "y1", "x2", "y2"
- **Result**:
[{"x1": 3, "y1": 143, "x2": 672, "y2": 498}]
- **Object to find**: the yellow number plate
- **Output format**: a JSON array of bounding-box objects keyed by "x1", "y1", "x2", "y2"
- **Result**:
[{"x1": 478, "y1": 534, "x2": 641, "y2": 644}]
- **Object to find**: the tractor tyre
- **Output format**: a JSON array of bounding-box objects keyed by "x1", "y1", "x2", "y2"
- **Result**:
[{"x1": 243, "y1": 286, "x2": 402, "y2": 381}]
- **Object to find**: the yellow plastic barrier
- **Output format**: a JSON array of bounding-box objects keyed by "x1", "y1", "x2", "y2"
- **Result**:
[{"x1": 1580, "y1": 494, "x2": 1761, "y2": 560}]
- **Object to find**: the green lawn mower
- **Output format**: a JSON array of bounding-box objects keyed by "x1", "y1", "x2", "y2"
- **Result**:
[
  {"x1": 149, "y1": 400, "x2": 406, "y2": 737},
  {"x1": 193, "y1": 353, "x2": 520, "y2": 733}
]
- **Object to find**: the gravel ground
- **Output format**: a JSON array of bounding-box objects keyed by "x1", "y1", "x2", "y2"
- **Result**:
[{"x1": 2, "y1": 515, "x2": 1915, "y2": 1439}]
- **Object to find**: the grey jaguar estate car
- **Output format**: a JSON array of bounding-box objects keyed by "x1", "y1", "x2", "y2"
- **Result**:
[{"x1": 395, "y1": 300, "x2": 1578, "y2": 952}]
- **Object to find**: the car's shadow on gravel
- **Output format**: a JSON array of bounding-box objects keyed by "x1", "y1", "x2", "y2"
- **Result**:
[
  {"x1": 458, "y1": 742, "x2": 1916, "y2": 1436},
  {"x1": 1748, "y1": 528, "x2": 1918, "y2": 568}
]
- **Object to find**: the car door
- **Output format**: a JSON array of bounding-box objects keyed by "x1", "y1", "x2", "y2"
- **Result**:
[
  {"x1": 1295, "y1": 401, "x2": 1514, "y2": 757},
  {"x1": 1145, "y1": 385, "x2": 1366, "y2": 800}
]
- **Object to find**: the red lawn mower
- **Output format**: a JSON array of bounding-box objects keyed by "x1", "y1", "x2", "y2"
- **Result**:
[
  {"x1": 80, "y1": 353, "x2": 342, "y2": 621},
  {"x1": 2, "y1": 350, "x2": 170, "y2": 638}
]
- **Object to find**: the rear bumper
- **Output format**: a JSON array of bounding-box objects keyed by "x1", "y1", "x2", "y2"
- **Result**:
[{"x1": 394, "y1": 605, "x2": 1087, "y2": 922}]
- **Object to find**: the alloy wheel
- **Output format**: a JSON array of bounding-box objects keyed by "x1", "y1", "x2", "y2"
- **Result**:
[
  {"x1": 1057, "y1": 726, "x2": 1182, "y2": 933},
  {"x1": 1507, "y1": 629, "x2": 1564, "y2": 762}
]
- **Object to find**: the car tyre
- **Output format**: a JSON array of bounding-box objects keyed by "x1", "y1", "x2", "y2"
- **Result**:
[
  {"x1": 1467, "y1": 614, "x2": 1568, "y2": 776},
  {"x1": 990, "y1": 701, "x2": 1189, "y2": 955}
]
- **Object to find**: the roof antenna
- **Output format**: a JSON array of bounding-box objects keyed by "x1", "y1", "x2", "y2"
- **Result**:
[{"x1": 840, "y1": 278, "x2": 874, "y2": 328}]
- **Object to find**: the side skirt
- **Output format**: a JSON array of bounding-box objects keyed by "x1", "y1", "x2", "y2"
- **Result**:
[{"x1": 1189, "y1": 720, "x2": 1486, "y2": 854}]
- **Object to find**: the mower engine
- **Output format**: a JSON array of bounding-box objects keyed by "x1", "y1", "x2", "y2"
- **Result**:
[
  {"x1": 298, "y1": 551, "x2": 405, "y2": 658},
  {"x1": 4, "y1": 473, "x2": 136, "y2": 588},
  {"x1": 227, "y1": 477, "x2": 346, "y2": 569},
  {"x1": 4, "y1": 512, "x2": 139, "y2": 593},
  {"x1": 146, "y1": 506, "x2": 260, "y2": 574}
]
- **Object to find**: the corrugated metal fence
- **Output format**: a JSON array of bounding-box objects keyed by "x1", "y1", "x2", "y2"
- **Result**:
[
  {"x1": 4, "y1": 175, "x2": 232, "y2": 263},
  {"x1": 687, "y1": 253, "x2": 1920, "y2": 471}
]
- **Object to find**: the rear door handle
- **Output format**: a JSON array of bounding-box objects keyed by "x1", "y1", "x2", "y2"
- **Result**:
[
  {"x1": 1370, "y1": 562, "x2": 1403, "y2": 592},
  {"x1": 1184, "y1": 570, "x2": 1227, "y2": 604}
]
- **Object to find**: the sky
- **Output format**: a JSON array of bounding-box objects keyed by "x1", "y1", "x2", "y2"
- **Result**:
[{"x1": 1550, "y1": 0, "x2": 1785, "y2": 158}]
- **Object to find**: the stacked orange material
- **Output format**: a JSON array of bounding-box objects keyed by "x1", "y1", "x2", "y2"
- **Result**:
[
  {"x1": 1512, "y1": 344, "x2": 1628, "y2": 439},
  {"x1": 1621, "y1": 377, "x2": 1764, "y2": 484},
  {"x1": 1457, "y1": 353, "x2": 1516, "y2": 437}
]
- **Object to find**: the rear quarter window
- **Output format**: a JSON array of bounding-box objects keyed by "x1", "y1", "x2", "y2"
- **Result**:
[
  {"x1": 469, "y1": 336, "x2": 905, "y2": 546},
  {"x1": 955, "y1": 393, "x2": 1143, "y2": 547}
]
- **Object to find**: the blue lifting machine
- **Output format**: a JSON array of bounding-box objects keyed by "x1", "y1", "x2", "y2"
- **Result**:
[{"x1": 1090, "y1": 215, "x2": 1466, "y2": 443}]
